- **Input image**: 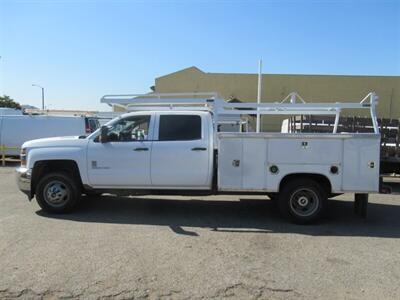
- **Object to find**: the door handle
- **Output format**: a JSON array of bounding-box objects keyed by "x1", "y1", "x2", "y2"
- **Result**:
[
  {"x1": 134, "y1": 147, "x2": 149, "y2": 151},
  {"x1": 191, "y1": 147, "x2": 207, "y2": 151}
]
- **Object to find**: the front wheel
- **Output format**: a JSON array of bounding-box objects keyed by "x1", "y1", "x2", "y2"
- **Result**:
[
  {"x1": 36, "y1": 172, "x2": 81, "y2": 213},
  {"x1": 278, "y1": 178, "x2": 327, "y2": 224}
]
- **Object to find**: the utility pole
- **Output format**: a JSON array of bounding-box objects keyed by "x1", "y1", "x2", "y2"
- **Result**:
[
  {"x1": 256, "y1": 59, "x2": 262, "y2": 132},
  {"x1": 32, "y1": 84, "x2": 45, "y2": 110}
]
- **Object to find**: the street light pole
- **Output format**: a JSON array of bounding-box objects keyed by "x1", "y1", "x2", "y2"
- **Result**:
[
  {"x1": 32, "y1": 84, "x2": 45, "y2": 110},
  {"x1": 256, "y1": 59, "x2": 262, "y2": 133}
]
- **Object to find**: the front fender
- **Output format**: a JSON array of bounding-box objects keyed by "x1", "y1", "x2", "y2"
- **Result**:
[{"x1": 27, "y1": 146, "x2": 89, "y2": 185}]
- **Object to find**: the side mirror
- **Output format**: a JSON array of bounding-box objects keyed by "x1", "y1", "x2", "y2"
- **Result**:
[{"x1": 100, "y1": 126, "x2": 109, "y2": 143}]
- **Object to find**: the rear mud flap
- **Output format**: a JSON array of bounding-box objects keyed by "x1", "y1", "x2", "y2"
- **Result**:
[{"x1": 354, "y1": 193, "x2": 368, "y2": 218}]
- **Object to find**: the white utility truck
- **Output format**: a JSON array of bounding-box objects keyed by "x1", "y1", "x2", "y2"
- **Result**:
[{"x1": 16, "y1": 92, "x2": 381, "y2": 224}]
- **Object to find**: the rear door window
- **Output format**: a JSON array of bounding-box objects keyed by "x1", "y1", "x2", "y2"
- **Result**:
[{"x1": 159, "y1": 115, "x2": 201, "y2": 141}]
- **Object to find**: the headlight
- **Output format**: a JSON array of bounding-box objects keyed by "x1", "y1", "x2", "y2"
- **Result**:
[{"x1": 20, "y1": 148, "x2": 27, "y2": 167}]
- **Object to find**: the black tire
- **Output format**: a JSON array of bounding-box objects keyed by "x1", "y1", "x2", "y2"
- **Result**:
[
  {"x1": 36, "y1": 172, "x2": 81, "y2": 213},
  {"x1": 278, "y1": 178, "x2": 327, "y2": 224}
]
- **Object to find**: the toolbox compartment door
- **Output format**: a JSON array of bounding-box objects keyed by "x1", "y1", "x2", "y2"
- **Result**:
[
  {"x1": 218, "y1": 137, "x2": 267, "y2": 190},
  {"x1": 342, "y1": 137, "x2": 380, "y2": 192},
  {"x1": 218, "y1": 138, "x2": 243, "y2": 190}
]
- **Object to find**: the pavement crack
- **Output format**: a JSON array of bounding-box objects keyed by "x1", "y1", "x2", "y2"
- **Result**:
[
  {"x1": 265, "y1": 287, "x2": 294, "y2": 292},
  {"x1": 0, "y1": 288, "x2": 77, "y2": 299},
  {"x1": 210, "y1": 282, "x2": 297, "y2": 299}
]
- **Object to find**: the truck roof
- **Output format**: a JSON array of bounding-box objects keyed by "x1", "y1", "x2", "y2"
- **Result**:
[{"x1": 120, "y1": 110, "x2": 211, "y2": 119}]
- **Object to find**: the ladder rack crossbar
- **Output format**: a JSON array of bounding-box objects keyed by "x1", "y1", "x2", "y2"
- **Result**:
[
  {"x1": 123, "y1": 106, "x2": 213, "y2": 112},
  {"x1": 218, "y1": 102, "x2": 370, "y2": 110},
  {"x1": 101, "y1": 93, "x2": 219, "y2": 105},
  {"x1": 219, "y1": 110, "x2": 341, "y2": 116}
]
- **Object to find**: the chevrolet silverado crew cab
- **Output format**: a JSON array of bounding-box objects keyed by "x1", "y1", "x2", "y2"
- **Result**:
[{"x1": 16, "y1": 92, "x2": 381, "y2": 224}]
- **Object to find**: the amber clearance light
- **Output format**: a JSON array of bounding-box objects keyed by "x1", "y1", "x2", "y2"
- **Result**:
[{"x1": 20, "y1": 148, "x2": 27, "y2": 167}]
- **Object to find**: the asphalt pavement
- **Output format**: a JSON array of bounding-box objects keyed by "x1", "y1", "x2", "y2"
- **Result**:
[{"x1": 1, "y1": 164, "x2": 400, "y2": 299}]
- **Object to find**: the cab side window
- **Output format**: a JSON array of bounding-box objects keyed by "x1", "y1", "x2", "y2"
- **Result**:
[
  {"x1": 159, "y1": 115, "x2": 201, "y2": 141},
  {"x1": 107, "y1": 115, "x2": 150, "y2": 142}
]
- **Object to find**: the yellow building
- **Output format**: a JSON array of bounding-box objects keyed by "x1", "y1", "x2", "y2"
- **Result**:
[{"x1": 118, "y1": 66, "x2": 400, "y2": 132}]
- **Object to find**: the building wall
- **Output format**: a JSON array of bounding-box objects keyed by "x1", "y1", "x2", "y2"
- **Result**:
[{"x1": 155, "y1": 67, "x2": 400, "y2": 131}]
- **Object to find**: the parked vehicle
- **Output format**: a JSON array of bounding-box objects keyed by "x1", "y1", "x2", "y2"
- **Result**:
[
  {"x1": 1, "y1": 115, "x2": 99, "y2": 155},
  {"x1": 16, "y1": 92, "x2": 381, "y2": 224},
  {"x1": 0, "y1": 108, "x2": 23, "y2": 116}
]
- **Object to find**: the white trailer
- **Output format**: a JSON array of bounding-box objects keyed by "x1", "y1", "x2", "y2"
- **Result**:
[
  {"x1": 16, "y1": 92, "x2": 380, "y2": 224},
  {"x1": 1, "y1": 115, "x2": 99, "y2": 156},
  {"x1": 0, "y1": 108, "x2": 23, "y2": 116}
]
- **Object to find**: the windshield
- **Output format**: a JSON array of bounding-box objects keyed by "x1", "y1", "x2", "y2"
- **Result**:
[{"x1": 87, "y1": 116, "x2": 122, "y2": 139}]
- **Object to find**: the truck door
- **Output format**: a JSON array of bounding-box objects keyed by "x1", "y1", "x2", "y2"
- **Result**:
[
  {"x1": 151, "y1": 113, "x2": 211, "y2": 188},
  {"x1": 87, "y1": 114, "x2": 154, "y2": 187}
]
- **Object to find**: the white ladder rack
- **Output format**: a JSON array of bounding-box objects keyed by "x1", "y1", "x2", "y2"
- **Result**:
[{"x1": 100, "y1": 91, "x2": 379, "y2": 134}]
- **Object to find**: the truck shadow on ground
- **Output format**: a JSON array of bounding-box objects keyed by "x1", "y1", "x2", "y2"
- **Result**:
[{"x1": 37, "y1": 195, "x2": 400, "y2": 238}]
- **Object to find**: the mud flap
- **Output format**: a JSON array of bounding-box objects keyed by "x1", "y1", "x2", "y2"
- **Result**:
[{"x1": 354, "y1": 193, "x2": 368, "y2": 218}]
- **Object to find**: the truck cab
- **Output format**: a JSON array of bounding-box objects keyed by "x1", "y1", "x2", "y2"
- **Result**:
[
  {"x1": 87, "y1": 111, "x2": 213, "y2": 189},
  {"x1": 16, "y1": 110, "x2": 216, "y2": 215}
]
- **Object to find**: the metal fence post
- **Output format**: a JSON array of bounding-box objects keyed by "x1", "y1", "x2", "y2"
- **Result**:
[{"x1": 1, "y1": 145, "x2": 5, "y2": 167}]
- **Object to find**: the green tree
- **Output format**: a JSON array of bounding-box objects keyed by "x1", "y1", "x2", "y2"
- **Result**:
[{"x1": 0, "y1": 95, "x2": 21, "y2": 109}]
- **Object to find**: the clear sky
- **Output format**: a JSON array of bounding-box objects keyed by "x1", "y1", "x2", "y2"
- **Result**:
[{"x1": 0, "y1": 0, "x2": 399, "y2": 111}]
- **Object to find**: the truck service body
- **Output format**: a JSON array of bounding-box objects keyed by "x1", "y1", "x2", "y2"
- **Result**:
[{"x1": 16, "y1": 92, "x2": 381, "y2": 223}]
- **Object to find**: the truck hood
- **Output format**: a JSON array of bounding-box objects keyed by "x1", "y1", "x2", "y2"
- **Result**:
[{"x1": 22, "y1": 136, "x2": 87, "y2": 149}]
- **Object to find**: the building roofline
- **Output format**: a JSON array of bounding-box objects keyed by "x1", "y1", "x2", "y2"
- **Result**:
[
  {"x1": 207, "y1": 71, "x2": 399, "y2": 78},
  {"x1": 158, "y1": 66, "x2": 399, "y2": 79},
  {"x1": 156, "y1": 66, "x2": 204, "y2": 80}
]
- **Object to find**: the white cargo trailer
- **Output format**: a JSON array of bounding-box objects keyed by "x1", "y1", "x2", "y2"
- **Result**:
[
  {"x1": 16, "y1": 92, "x2": 380, "y2": 224},
  {"x1": 0, "y1": 108, "x2": 23, "y2": 116},
  {"x1": 1, "y1": 115, "x2": 99, "y2": 155}
]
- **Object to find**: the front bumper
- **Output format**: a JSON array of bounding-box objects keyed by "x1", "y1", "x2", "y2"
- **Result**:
[{"x1": 16, "y1": 167, "x2": 32, "y2": 199}]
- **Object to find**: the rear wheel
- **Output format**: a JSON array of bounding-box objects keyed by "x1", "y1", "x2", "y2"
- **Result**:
[
  {"x1": 36, "y1": 172, "x2": 81, "y2": 213},
  {"x1": 278, "y1": 178, "x2": 327, "y2": 224}
]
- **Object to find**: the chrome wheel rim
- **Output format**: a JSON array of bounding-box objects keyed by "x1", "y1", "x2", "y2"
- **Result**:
[
  {"x1": 289, "y1": 188, "x2": 319, "y2": 217},
  {"x1": 43, "y1": 180, "x2": 70, "y2": 207}
]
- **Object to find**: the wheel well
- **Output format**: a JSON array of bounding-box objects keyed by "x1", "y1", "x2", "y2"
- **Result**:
[
  {"x1": 279, "y1": 173, "x2": 332, "y2": 194},
  {"x1": 32, "y1": 160, "x2": 83, "y2": 195}
]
